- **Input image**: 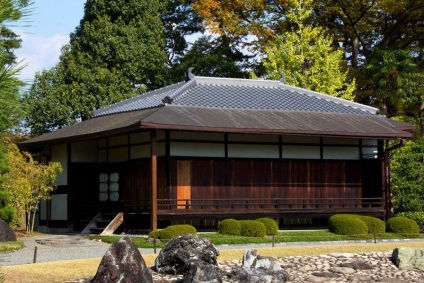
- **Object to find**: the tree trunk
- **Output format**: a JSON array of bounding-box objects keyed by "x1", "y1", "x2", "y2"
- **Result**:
[{"x1": 351, "y1": 36, "x2": 359, "y2": 68}]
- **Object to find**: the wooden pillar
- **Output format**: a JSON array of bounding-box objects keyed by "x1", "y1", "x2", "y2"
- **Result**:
[
  {"x1": 384, "y1": 152, "x2": 391, "y2": 220},
  {"x1": 151, "y1": 130, "x2": 158, "y2": 231}
]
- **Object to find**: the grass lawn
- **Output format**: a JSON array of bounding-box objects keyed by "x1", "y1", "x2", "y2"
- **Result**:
[
  {"x1": 0, "y1": 241, "x2": 24, "y2": 252},
  {"x1": 88, "y1": 230, "x2": 424, "y2": 248}
]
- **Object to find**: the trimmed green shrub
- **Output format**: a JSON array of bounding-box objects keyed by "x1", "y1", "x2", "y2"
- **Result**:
[
  {"x1": 256, "y1": 218, "x2": 278, "y2": 235},
  {"x1": 149, "y1": 224, "x2": 197, "y2": 239},
  {"x1": 386, "y1": 216, "x2": 419, "y2": 235},
  {"x1": 218, "y1": 219, "x2": 241, "y2": 235},
  {"x1": 328, "y1": 214, "x2": 368, "y2": 235},
  {"x1": 357, "y1": 216, "x2": 385, "y2": 234},
  {"x1": 239, "y1": 220, "x2": 266, "y2": 237},
  {"x1": 396, "y1": 212, "x2": 424, "y2": 233},
  {"x1": 148, "y1": 229, "x2": 161, "y2": 239}
]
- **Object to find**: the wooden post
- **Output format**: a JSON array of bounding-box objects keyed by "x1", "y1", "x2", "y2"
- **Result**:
[
  {"x1": 151, "y1": 130, "x2": 158, "y2": 231},
  {"x1": 33, "y1": 246, "x2": 38, "y2": 263}
]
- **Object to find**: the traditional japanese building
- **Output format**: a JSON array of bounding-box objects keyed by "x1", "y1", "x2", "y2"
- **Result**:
[{"x1": 20, "y1": 74, "x2": 415, "y2": 233}]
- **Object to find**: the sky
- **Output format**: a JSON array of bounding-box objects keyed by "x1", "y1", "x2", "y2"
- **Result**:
[{"x1": 15, "y1": 0, "x2": 86, "y2": 82}]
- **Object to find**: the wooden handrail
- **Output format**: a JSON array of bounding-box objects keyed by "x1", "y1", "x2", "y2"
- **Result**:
[{"x1": 155, "y1": 197, "x2": 382, "y2": 210}]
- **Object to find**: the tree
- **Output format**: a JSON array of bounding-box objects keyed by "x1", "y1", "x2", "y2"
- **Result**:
[
  {"x1": 261, "y1": 0, "x2": 355, "y2": 100},
  {"x1": 171, "y1": 35, "x2": 250, "y2": 81},
  {"x1": 0, "y1": 142, "x2": 62, "y2": 234},
  {"x1": 24, "y1": 0, "x2": 169, "y2": 133},
  {"x1": 0, "y1": 0, "x2": 28, "y2": 135},
  {"x1": 193, "y1": 0, "x2": 424, "y2": 66},
  {"x1": 364, "y1": 49, "x2": 419, "y2": 117},
  {"x1": 162, "y1": 0, "x2": 203, "y2": 64},
  {"x1": 391, "y1": 137, "x2": 424, "y2": 213},
  {"x1": 0, "y1": 0, "x2": 29, "y2": 214}
]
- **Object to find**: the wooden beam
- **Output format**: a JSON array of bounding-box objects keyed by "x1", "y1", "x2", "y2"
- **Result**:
[{"x1": 150, "y1": 130, "x2": 158, "y2": 231}]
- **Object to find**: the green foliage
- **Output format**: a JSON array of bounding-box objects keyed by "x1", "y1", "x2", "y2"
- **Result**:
[
  {"x1": 171, "y1": 35, "x2": 250, "y2": 82},
  {"x1": 148, "y1": 229, "x2": 161, "y2": 239},
  {"x1": 256, "y1": 218, "x2": 278, "y2": 235},
  {"x1": 364, "y1": 49, "x2": 419, "y2": 117},
  {"x1": 328, "y1": 214, "x2": 368, "y2": 235},
  {"x1": 0, "y1": 142, "x2": 62, "y2": 234},
  {"x1": 24, "y1": 0, "x2": 169, "y2": 133},
  {"x1": 391, "y1": 138, "x2": 424, "y2": 213},
  {"x1": 357, "y1": 216, "x2": 385, "y2": 234},
  {"x1": 261, "y1": 0, "x2": 355, "y2": 100},
  {"x1": 0, "y1": 190, "x2": 17, "y2": 224},
  {"x1": 148, "y1": 224, "x2": 197, "y2": 240},
  {"x1": 218, "y1": 218, "x2": 241, "y2": 236},
  {"x1": 386, "y1": 216, "x2": 420, "y2": 235},
  {"x1": 239, "y1": 220, "x2": 266, "y2": 237},
  {"x1": 396, "y1": 212, "x2": 424, "y2": 233},
  {"x1": 0, "y1": 0, "x2": 28, "y2": 182}
]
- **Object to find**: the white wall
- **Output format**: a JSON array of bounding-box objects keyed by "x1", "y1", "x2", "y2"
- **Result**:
[
  {"x1": 228, "y1": 144, "x2": 279, "y2": 158},
  {"x1": 51, "y1": 144, "x2": 67, "y2": 186},
  {"x1": 282, "y1": 145, "x2": 320, "y2": 159},
  {"x1": 171, "y1": 142, "x2": 225, "y2": 157},
  {"x1": 51, "y1": 194, "x2": 67, "y2": 220}
]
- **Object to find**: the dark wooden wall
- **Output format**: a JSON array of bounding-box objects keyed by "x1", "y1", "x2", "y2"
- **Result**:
[
  {"x1": 68, "y1": 157, "x2": 381, "y2": 229},
  {"x1": 168, "y1": 159, "x2": 381, "y2": 202}
]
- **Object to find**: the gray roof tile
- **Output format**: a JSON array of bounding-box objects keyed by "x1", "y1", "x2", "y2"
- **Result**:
[{"x1": 93, "y1": 76, "x2": 377, "y2": 117}]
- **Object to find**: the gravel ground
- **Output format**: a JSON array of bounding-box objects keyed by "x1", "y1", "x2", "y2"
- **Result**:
[
  {"x1": 0, "y1": 234, "x2": 155, "y2": 266},
  {"x1": 1, "y1": 234, "x2": 424, "y2": 266}
]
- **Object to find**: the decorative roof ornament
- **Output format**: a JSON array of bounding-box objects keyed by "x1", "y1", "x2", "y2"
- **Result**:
[
  {"x1": 187, "y1": 67, "x2": 195, "y2": 81},
  {"x1": 279, "y1": 72, "x2": 286, "y2": 84},
  {"x1": 162, "y1": 96, "x2": 173, "y2": 104}
]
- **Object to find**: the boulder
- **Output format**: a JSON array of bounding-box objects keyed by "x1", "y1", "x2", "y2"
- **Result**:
[
  {"x1": 90, "y1": 236, "x2": 152, "y2": 283},
  {"x1": 392, "y1": 247, "x2": 424, "y2": 271},
  {"x1": 227, "y1": 249, "x2": 289, "y2": 283},
  {"x1": 0, "y1": 219, "x2": 16, "y2": 242},
  {"x1": 242, "y1": 249, "x2": 282, "y2": 272},
  {"x1": 155, "y1": 234, "x2": 219, "y2": 275},
  {"x1": 183, "y1": 259, "x2": 222, "y2": 283},
  {"x1": 339, "y1": 260, "x2": 372, "y2": 270}
]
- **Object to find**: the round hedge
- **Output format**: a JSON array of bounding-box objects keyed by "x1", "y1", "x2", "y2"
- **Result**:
[
  {"x1": 149, "y1": 224, "x2": 197, "y2": 239},
  {"x1": 386, "y1": 216, "x2": 419, "y2": 235},
  {"x1": 396, "y1": 211, "x2": 424, "y2": 233},
  {"x1": 357, "y1": 215, "x2": 385, "y2": 234},
  {"x1": 239, "y1": 220, "x2": 266, "y2": 237},
  {"x1": 256, "y1": 218, "x2": 278, "y2": 235},
  {"x1": 328, "y1": 214, "x2": 368, "y2": 235},
  {"x1": 148, "y1": 229, "x2": 161, "y2": 239},
  {"x1": 218, "y1": 218, "x2": 241, "y2": 235}
]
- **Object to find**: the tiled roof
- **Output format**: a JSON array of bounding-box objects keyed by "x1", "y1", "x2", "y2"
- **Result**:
[
  {"x1": 93, "y1": 80, "x2": 193, "y2": 116},
  {"x1": 93, "y1": 76, "x2": 377, "y2": 117},
  {"x1": 20, "y1": 75, "x2": 414, "y2": 147}
]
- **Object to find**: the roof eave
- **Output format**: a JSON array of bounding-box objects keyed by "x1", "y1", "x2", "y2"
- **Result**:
[
  {"x1": 18, "y1": 122, "x2": 143, "y2": 148},
  {"x1": 139, "y1": 122, "x2": 413, "y2": 139}
]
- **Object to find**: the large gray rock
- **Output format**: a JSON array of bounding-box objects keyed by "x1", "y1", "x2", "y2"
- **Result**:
[
  {"x1": 392, "y1": 247, "x2": 424, "y2": 271},
  {"x1": 90, "y1": 236, "x2": 152, "y2": 283},
  {"x1": 183, "y1": 259, "x2": 222, "y2": 283},
  {"x1": 242, "y1": 249, "x2": 282, "y2": 272},
  {"x1": 155, "y1": 234, "x2": 219, "y2": 275},
  {"x1": 227, "y1": 249, "x2": 289, "y2": 283},
  {"x1": 0, "y1": 219, "x2": 16, "y2": 242}
]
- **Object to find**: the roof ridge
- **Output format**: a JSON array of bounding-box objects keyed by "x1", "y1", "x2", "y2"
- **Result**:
[
  {"x1": 166, "y1": 79, "x2": 196, "y2": 103},
  {"x1": 93, "y1": 80, "x2": 187, "y2": 116},
  {"x1": 279, "y1": 83, "x2": 378, "y2": 115},
  {"x1": 167, "y1": 104, "x2": 375, "y2": 116}
]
